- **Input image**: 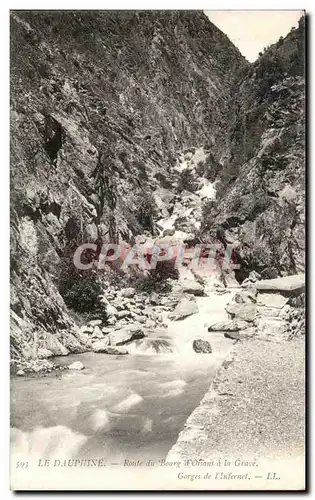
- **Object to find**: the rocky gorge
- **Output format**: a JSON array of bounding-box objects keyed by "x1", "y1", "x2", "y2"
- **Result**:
[
  {"x1": 10, "y1": 12, "x2": 305, "y2": 368},
  {"x1": 10, "y1": 11, "x2": 305, "y2": 487}
]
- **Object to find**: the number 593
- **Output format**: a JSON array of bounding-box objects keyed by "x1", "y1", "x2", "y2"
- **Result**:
[{"x1": 15, "y1": 461, "x2": 28, "y2": 469}]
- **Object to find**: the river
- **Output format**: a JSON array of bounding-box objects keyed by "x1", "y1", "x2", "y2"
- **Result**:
[{"x1": 11, "y1": 290, "x2": 234, "y2": 465}]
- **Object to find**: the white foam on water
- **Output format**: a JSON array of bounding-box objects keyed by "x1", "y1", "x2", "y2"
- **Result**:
[
  {"x1": 160, "y1": 379, "x2": 187, "y2": 390},
  {"x1": 114, "y1": 369, "x2": 157, "y2": 378},
  {"x1": 173, "y1": 230, "x2": 190, "y2": 239},
  {"x1": 142, "y1": 418, "x2": 153, "y2": 434},
  {"x1": 157, "y1": 215, "x2": 176, "y2": 232},
  {"x1": 174, "y1": 160, "x2": 189, "y2": 172},
  {"x1": 196, "y1": 180, "x2": 216, "y2": 200},
  {"x1": 159, "y1": 387, "x2": 186, "y2": 398},
  {"x1": 166, "y1": 288, "x2": 236, "y2": 358},
  {"x1": 91, "y1": 409, "x2": 111, "y2": 432},
  {"x1": 157, "y1": 379, "x2": 187, "y2": 398},
  {"x1": 10, "y1": 425, "x2": 87, "y2": 462},
  {"x1": 111, "y1": 393, "x2": 143, "y2": 413}
]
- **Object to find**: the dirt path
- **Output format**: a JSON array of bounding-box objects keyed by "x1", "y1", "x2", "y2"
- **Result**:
[{"x1": 167, "y1": 335, "x2": 305, "y2": 489}]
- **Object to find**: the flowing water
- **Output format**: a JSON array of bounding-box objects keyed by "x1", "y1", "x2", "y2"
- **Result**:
[{"x1": 11, "y1": 290, "x2": 235, "y2": 464}]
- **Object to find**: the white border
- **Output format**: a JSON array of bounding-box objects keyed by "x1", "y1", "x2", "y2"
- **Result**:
[{"x1": 1, "y1": 2, "x2": 312, "y2": 499}]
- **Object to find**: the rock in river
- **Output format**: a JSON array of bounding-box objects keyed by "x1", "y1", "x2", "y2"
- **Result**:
[
  {"x1": 109, "y1": 328, "x2": 146, "y2": 346},
  {"x1": 68, "y1": 361, "x2": 85, "y2": 370},
  {"x1": 208, "y1": 320, "x2": 249, "y2": 332},
  {"x1": 181, "y1": 280, "x2": 205, "y2": 296},
  {"x1": 169, "y1": 298, "x2": 198, "y2": 321},
  {"x1": 224, "y1": 328, "x2": 256, "y2": 341},
  {"x1": 100, "y1": 346, "x2": 129, "y2": 355},
  {"x1": 192, "y1": 339, "x2": 212, "y2": 353},
  {"x1": 225, "y1": 302, "x2": 257, "y2": 322},
  {"x1": 92, "y1": 338, "x2": 110, "y2": 352}
]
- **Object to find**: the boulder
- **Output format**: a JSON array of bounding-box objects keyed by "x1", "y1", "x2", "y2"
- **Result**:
[
  {"x1": 225, "y1": 302, "x2": 257, "y2": 322},
  {"x1": 208, "y1": 320, "x2": 249, "y2": 332},
  {"x1": 133, "y1": 315, "x2": 146, "y2": 323},
  {"x1": 96, "y1": 346, "x2": 129, "y2": 355},
  {"x1": 169, "y1": 298, "x2": 198, "y2": 321},
  {"x1": 16, "y1": 370, "x2": 25, "y2": 376},
  {"x1": 256, "y1": 317, "x2": 288, "y2": 337},
  {"x1": 131, "y1": 308, "x2": 143, "y2": 316},
  {"x1": 242, "y1": 327, "x2": 256, "y2": 338},
  {"x1": 192, "y1": 339, "x2": 212, "y2": 353},
  {"x1": 163, "y1": 228, "x2": 175, "y2": 236},
  {"x1": 257, "y1": 292, "x2": 288, "y2": 308},
  {"x1": 58, "y1": 332, "x2": 86, "y2": 354},
  {"x1": 74, "y1": 331, "x2": 92, "y2": 348},
  {"x1": 80, "y1": 325, "x2": 93, "y2": 334},
  {"x1": 89, "y1": 319, "x2": 102, "y2": 327},
  {"x1": 257, "y1": 306, "x2": 280, "y2": 318},
  {"x1": 255, "y1": 274, "x2": 305, "y2": 295},
  {"x1": 233, "y1": 290, "x2": 257, "y2": 304},
  {"x1": 214, "y1": 282, "x2": 226, "y2": 291},
  {"x1": 121, "y1": 287, "x2": 136, "y2": 298},
  {"x1": 109, "y1": 328, "x2": 146, "y2": 346},
  {"x1": 224, "y1": 331, "x2": 241, "y2": 341},
  {"x1": 181, "y1": 280, "x2": 205, "y2": 296},
  {"x1": 44, "y1": 335, "x2": 69, "y2": 356},
  {"x1": 279, "y1": 304, "x2": 292, "y2": 320},
  {"x1": 92, "y1": 338, "x2": 110, "y2": 352},
  {"x1": 91, "y1": 326, "x2": 104, "y2": 339},
  {"x1": 116, "y1": 302, "x2": 128, "y2": 311},
  {"x1": 102, "y1": 327, "x2": 113, "y2": 334},
  {"x1": 249, "y1": 270, "x2": 261, "y2": 281},
  {"x1": 37, "y1": 348, "x2": 54, "y2": 359},
  {"x1": 116, "y1": 310, "x2": 131, "y2": 319},
  {"x1": 241, "y1": 271, "x2": 261, "y2": 287},
  {"x1": 68, "y1": 361, "x2": 85, "y2": 370},
  {"x1": 150, "y1": 292, "x2": 159, "y2": 305},
  {"x1": 128, "y1": 324, "x2": 144, "y2": 333},
  {"x1": 106, "y1": 304, "x2": 118, "y2": 316},
  {"x1": 224, "y1": 328, "x2": 256, "y2": 341},
  {"x1": 135, "y1": 234, "x2": 147, "y2": 244}
]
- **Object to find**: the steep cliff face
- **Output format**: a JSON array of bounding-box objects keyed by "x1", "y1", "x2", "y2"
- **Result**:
[
  {"x1": 201, "y1": 17, "x2": 305, "y2": 280},
  {"x1": 10, "y1": 11, "x2": 247, "y2": 361}
]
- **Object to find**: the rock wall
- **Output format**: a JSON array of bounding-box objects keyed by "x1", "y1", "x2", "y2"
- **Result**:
[
  {"x1": 201, "y1": 17, "x2": 305, "y2": 280},
  {"x1": 10, "y1": 11, "x2": 247, "y2": 361}
]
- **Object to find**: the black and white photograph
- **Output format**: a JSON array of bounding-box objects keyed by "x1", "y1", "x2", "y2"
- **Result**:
[{"x1": 9, "y1": 8, "x2": 306, "y2": 490}]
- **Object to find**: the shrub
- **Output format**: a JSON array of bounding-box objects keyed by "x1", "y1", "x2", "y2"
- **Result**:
[
  {"x1": 277, "y1": 36, "x2": 284, "y2": 47},
  {"x1": 132, "y1": 260, "x2": 179, "y2": 294},
  {"x1": 63, "y1": 277, "x2": 104, "y2": 315},
  {"x1": 255, "y1": 52, "x2": 286, "y2": 98},
  {"x1": 136, "y1": 192, "x2": 157, "y2": 232},
  {"x1": 57, "y1": 240, "x2": 106, "y2": 319}
]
